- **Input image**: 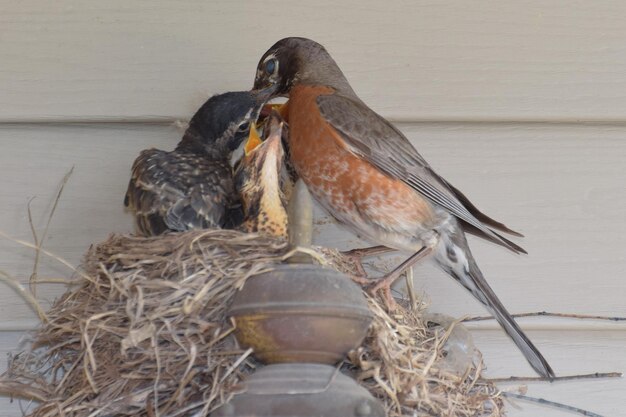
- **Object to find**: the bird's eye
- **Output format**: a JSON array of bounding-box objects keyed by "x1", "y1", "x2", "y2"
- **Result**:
[
  {"x1": 265, "y1": 58, "x2": 277, "y2": 75},
  {"x1": 237, "y1": 122, "x2": 250, "y2": 133}
]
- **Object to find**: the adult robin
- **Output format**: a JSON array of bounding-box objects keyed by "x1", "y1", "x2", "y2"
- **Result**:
[
  {"x1": 124, "y1": 89, "x2": 274, "y2": 236},
  {"x1": 234, "y1": 110, "x2": 289, "y2": 238},
  {"x1": 252, "y1": 37, "x2": 554, "y2": 378}
]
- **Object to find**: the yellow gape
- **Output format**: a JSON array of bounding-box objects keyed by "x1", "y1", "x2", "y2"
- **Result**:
[{"x1": 244, "y1": 123, "x2": 263, "y2": 155}]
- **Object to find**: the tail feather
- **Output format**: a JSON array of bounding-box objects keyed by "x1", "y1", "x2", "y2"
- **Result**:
[
  {"x1": 465, "y1": 260, "x2": 555, "y2": 378},
  {"x1": 443, "y1": 180, "x2": 524, "y2": 237},
  {"x1": 461, "y1": 222, "x2": 527, "y2": 255},
  {"x1": 438, "y1": 230, "x2": 555, "y2": 379}
]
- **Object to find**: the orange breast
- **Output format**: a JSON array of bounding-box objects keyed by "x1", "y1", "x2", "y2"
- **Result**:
[{"x1": 287, "y1": 85, "x2": 436, "y2": 242}]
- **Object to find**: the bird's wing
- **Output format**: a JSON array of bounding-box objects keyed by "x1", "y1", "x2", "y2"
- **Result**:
[
  {"x1": 124, "y1": 149, "x2": 239, "y2": 236},
  {"x1": 316, "y1": 93, "x2": 525, "y2": 253}
]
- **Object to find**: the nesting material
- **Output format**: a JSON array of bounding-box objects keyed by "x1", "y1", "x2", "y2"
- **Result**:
[{"x1": 0, "y1": 229, "x2": 503, "y2": 417}]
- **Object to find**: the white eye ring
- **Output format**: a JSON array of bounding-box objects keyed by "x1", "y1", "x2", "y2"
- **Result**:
[{"x1": 263, "y1": 55, "x2": 278, "y2": 76}]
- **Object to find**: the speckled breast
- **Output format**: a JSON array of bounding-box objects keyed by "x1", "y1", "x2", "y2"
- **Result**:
[{"x1": 287, "y1": 85, "x2": 436, "y2": 248}]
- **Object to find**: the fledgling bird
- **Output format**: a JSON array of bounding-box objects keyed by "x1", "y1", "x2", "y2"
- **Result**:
[
  {"x1": 124, "y1": 89, "x2": 273, "y2": 236},
  {"x1": 234, "y1": 110, "x2": 289, "y2": 238},
  {"x1": 259, "y1": 103, "x2": 299, "y2": 201},
  {"x1": 252, "y1": 37, "x2": 554, "y2": 378}
]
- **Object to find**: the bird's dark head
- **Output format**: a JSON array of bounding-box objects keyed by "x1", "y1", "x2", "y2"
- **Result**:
[
  {"x1": 181, "y1": 88, "x2": 275, "y2": 157},
  {"x1": 253, "y1": 37, "x2": 354, "y2": 98}
]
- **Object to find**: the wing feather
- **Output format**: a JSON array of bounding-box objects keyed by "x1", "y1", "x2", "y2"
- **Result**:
[
  {"x1": 316, "y1": 94, "x2": 524, "y2": 253},
  {"x1": 124, "y1": 149, "x2": 239, "y2": 236}
]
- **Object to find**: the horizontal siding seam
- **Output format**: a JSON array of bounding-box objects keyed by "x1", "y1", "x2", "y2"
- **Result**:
[{"x1": 4, "y1": 117, "x2": 626, "y2": 128}]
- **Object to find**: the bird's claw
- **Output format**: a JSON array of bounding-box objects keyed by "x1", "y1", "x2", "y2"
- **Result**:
[
  {"x1": 349, "y1": 273, "x2": 373, "y2": 286},
  {"x1": 349, "y1": 273, "x2": 397, "y2": 311},
  {"x1": 341, "y1": 253, "x2": 368, "y2": 278},
  {"x1": 341, "y1": 245, "x2": 392, "y2": 278},
  {"x1": 367, "y1": 278, "x2": 398, "y2": 311}
]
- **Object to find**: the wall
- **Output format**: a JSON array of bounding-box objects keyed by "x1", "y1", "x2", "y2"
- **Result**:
[{"x1": 1, "y1": 1, "x2": 625, "y2": 416}]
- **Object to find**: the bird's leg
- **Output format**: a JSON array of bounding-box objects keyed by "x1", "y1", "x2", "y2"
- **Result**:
[
  {"x1": 342, "y1": 245, "x2": 393, "y2": 258},
  {"x1": 369, "y1": 245, "x2": 435, "y2": 309},
  {"x1": 341, "y1": 245, "x2": 394, "y2": 279},
  {"x1": 349, "y1": 273, "x2": 375, "y2": 287}
]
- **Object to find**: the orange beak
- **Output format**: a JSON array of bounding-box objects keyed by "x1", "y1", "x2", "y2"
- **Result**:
[{"x1": 244, "y1": 123, "x2": 263, "y2": 156}]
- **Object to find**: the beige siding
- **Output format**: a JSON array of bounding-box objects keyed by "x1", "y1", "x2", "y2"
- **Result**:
[
  {"x1": 1, "y1": 1, "x2": 625, "y2": 416},
  {"x1": 1, "y1": 123, "x2": 624, "y2": 330},
  {"x1": 2, "y1": 1, "x2": 626, "y2": 122},
  {"x1": 472, "y1": 330, "x2": 626, "y2": 417}
]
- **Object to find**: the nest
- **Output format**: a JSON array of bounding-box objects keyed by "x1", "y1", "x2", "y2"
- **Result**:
[{"x1": 0, "y1": 229, "x2": 503, "y2": 417}]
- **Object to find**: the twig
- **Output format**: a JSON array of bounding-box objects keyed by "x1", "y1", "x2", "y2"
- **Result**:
[
  {"x1": 0, "y1": 230, "x2": 91, "y2": 281},
  {"x1": 502, "y1": 392, "x2": 604, "y2": 417},
  {"x1": 30, "y1": 277, "x2": 81, "y2": 285},
  {"x1": 484, "y1": 371, "x2": 622, "y2": 383},
  {"x1": 464, "y1": 311, "x2": 626, "y2": 322},
  {"x1": 219, "y1": 348, "x2": 253, "y2": 384},
  {"x1": 26, "y1": 197, "x2": 38, "y2": 296},
  {"x1": 0, "y1": 380, "x2": 50, "y2": 402},
  {"x1": 0, "y1": 269, "x2": 48, "y2": 322},
  {"x1": 29, "y1": 166, "x2": 74, "y2": 297},
  {"x1": 404, "y1": 267, "x2": 418, "y2": 311}
]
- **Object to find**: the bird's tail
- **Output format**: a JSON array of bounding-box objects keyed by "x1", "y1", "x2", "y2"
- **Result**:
[{"x1": 436, "y1": 229, "x2": 555, "y2": 379}]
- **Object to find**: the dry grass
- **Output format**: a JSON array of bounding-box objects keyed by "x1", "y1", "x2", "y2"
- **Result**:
[{"x1": 0, "y1": 229, "x2": 503, "y2": 417}]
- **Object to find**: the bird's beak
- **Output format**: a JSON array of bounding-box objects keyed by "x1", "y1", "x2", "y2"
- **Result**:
[
  {"x1": 264, "y1": 110, "x2": 285, "y2": 150},
  {"x1": 244, "y1": 123, "x2": 263, "y2": 156},
  {"x1": 255, "y1": 112, "x2": 284, "y2": 166},
  {"x1": 254, "y1": 83, "x2": 279, "y2": 102},
  {"x1": 247, "y1": 113, "x2": 284, "y2": 161},
  {"x1": 262, "y1": 118, "x2": 283, "y2": 156},
  {"x1": 260, "y1": 103, "x2": 286, "y2": 119}
]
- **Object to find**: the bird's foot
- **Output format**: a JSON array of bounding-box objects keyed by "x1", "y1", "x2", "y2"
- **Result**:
[
  {"x1": 344, "y1": 257, "x2": 368, "y2": 279},
  {"x1": 346, "y1": 246, "x2": 434, "y2": 311},
  {"x1": 347, "y1": 271, "x2": 397, "y2": 310},
  {"x1": 363, "y1": 245, "x2": 436, "y2": 311},
  {"x1": 367, "y1": 274, "x2": 399, "y2": 310},
  {"x1": 340, "y1": 245, "x2": 391, "y2": 277},
  {"x1": 348, "y1": 273, "x2": 373, "y2": 286}
]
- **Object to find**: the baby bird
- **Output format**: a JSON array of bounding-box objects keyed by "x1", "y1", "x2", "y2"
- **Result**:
[
  {"x1": 124, "y1": 89, "x2": 273, "y2": 236},
  {"x1": 234, "y1": 111, "x2": 289, "y2": 238}
]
